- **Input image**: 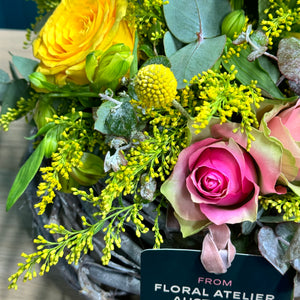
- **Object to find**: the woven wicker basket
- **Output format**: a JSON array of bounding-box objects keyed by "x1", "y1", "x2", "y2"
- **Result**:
[{"x1": 24, "y1": 150, "x2": 204, "y2": 299}]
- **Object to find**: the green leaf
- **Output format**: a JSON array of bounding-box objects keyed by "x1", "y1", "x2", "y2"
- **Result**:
[
  {"x1": 6, "y1": 139, "x2": 46, "y2": 211},
  {"x1": 130, "y1": 31, "x2": 139, "y2": 78},
  {"x1": 12, "y1": 55, "x2": 38, "y2": 81},
  {"x1": 94, "y1": 100, "x2": 116, "y2": 134},
  {"x1": 141, "y1": 56, "x2": 171, "y2": 68},
  {"x1": 163, "y1": 31, "x2": 184, "y2": 57},
  {"x1": 163, "y1": 0, "x2": 231, "y2": 43},
  {"x1": 25, "y1": 122, "x2": 56, "y2": 140},
  {"x1": 222, "y1": 47, "x2": 286, "y2": 99},
  {"x1": 258, "y1": 0, "x2": 270, "y2": 24},
  {"x1": 138, "y1": 44, "x2": 156, "y2": 59},
  {"x1": 174, "y1": 212, "x2": 210, "y2": 238},
  {"x1": 0, "y1": 79, "x2": 29, "y2": 116},
  {"x1": 258, "y1": 56, "x2": 280, "y2": 83},
  {"x1": 170, "y1": 35, "x2": 226, "y2": 88},
  {"x1": 105, "y1": 101, "x2": 137, "y2": 138}
]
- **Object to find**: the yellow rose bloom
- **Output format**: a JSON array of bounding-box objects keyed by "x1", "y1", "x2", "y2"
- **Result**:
[{"x1": 33, "y1": 0, "x2": 135, "y2": 85}]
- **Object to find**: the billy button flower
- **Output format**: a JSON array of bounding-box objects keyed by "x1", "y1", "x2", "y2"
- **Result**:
[
  {"x1": 134, "y1": 64, "x2": 191, "y2": 119},
  {"x1": 134, "y1": 64, "x2": 177, "y2": 109}
]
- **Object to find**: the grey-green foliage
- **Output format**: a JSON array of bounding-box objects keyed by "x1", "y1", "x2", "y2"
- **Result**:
[{"x1": 163, "y1": 0, "x2": 231, "y2": 88}]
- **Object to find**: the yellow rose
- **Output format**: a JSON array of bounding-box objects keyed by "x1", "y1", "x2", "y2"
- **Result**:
[{"x1": 33, "y1": 0, "x2": 135, "y2": 85}]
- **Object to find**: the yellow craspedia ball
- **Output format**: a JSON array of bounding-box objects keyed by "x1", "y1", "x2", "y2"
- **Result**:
[{"x1": 134, "y1": 64, "x2": 177, "y2": 109}]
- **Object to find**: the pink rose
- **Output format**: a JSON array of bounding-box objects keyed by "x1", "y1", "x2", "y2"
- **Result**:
[
  {"x1": 265, "y1": 98, "x2": 300, "y2": 181},
  {"x1": 161, "y1": 137, "x2": 259, "y2": 234},
  {"x1": 210, "y1": 122, "x2": 288, "y2": 195}
]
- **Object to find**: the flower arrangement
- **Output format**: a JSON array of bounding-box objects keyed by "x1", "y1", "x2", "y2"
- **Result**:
[{"x1": 1, "y1": 0, "x2": 300, "y2": 296}]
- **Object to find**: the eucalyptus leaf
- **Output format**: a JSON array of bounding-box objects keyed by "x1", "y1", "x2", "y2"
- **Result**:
[
  {"x1": 170, "y1": 35, "x2": 226, "y2": 88},
  {"x1": 277, "y1": 37, "x2": 300, "y2": 84},
  {"x1": 0, "y1": 79, "x2": 29, "y2": 116},
  {"x1": 284, "y1": 225, "x2": 300, "y2": 262},
  {"x1": 12, "y1": 55, "x2": 38, "y2": 81},
  {"x1": 275, "y1": 223, "x2": 298, "y2": 242},
  {"x1": 257, "y1": 226, "x2": 290, "y2": 274},
  {"x1": 163, "y1": 0, "x2": 202, "y2": 43},
  {"x1": 163, "y1": 31, "x2": 184, "y2": 57},
  {"x1": 163, "y1": 0, "x2": 231, "y2": 43},
  {"x1": 9, "y1": 61, "x2": 20, "y2": 81},
  {"x1": 0, "y1": 69, "x2": 10, "y2": 83},
  {"x1": 6, "y1": 139, "x2": 46, "y2": 211},
  {"x1": 0, "y1": 70, "x2": 10, "y2": 102},
  {"x1": 289, "y1": 79, "x2": 300, "y2": 95}
]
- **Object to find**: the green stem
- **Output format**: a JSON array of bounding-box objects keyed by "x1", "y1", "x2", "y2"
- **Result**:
[
  {"x1": 172, "y1": 99, "x2": 193, "y2": 120},
  {"x1": 49, "y1": 92, "x2": 99, "y2": 98}
]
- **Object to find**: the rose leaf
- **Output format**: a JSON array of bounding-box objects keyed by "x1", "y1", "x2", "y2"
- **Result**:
[
  {"x1": 258, "y1": 226, "x2": 290, "y2": 275},
  {"x1": 277, "y1": 37, "x2": 300, "y2": 84},
  {"x1": 170, "y1": 36, "x2": 226, "y2": 89}
]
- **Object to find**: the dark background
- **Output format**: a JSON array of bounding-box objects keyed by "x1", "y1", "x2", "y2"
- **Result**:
[{"x1": 0, "y1": 0, "x2": 37, "y2": 29}]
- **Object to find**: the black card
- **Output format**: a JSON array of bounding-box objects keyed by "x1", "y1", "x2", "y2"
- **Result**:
[{"x1": 141, "y1": 249, "x2": 294, "y2": 300}]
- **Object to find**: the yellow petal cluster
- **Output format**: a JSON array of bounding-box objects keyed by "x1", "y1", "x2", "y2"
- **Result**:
[
  {"x1": 134, "y1": 64, "x2": 177, "y2": 109},
  {"x1": 33, "y1": 0, "x2": 135, "y2": 85}
]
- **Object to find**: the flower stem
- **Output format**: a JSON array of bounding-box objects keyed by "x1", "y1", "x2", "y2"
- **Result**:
[
  {"x1": 99, "y1": 93, "x2": 122, "y2": 105},
  {"x1": 172, "y1": 99, "x2": 193, "y2": 120}
]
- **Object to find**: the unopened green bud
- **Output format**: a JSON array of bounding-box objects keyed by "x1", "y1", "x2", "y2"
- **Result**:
[
  {"x1": 86, "y1": 43, "x2": 133, "y2": 91},
  {"x1": 71, "y1": 152, "x2": 105, "y2": 186},
  {"x1": 59, "y1": 174, "x2": 79, "y2": 193},
  {"x1": 33, "y1": 100, "x2": 55, "y2": 130},
  {"x1": 29, "y1": 72, "x2": 48, "y2": 89},
  {"x1": 43, "y1": 130, "x2": 59, "y2": 159},
  {"x1": 230, "y1": 0, "x2": 244, "y2": 10},
  {"x1": 29, "y1": 72, "x2": 57, "y2": 91},
  {"x1": 43, "y1": 125, "x2": 64, "y2": 158},
  {"x1": 221, "y1": 9, "x2": 246, "y2": 40}
]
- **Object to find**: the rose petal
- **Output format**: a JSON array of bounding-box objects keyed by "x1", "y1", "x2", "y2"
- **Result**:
[
  {"x1": 200, "y1": 179, "x2": 260, "y2": 224},
  {"x1": 161, "y1": 145, "x2": 208, "y2": 221},
  {"x1": 211, "y1": 123, "x2": 282, "y2": 194}
]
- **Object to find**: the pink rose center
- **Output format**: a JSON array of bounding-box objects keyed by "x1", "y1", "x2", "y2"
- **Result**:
[{"x1": 192, "y1": 166, "x2": 229, "y2": 199}]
